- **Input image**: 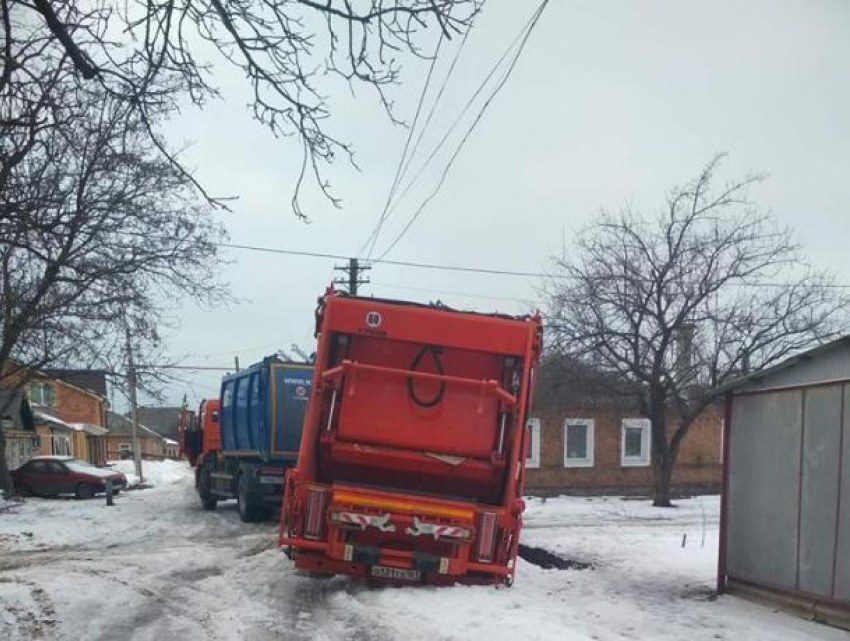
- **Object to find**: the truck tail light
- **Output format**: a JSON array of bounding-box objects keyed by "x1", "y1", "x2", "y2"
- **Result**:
[
  {"x1": 477, "y1": 512, "x2": 497, "y2": 563},
  {"x1": 304, "y1": 486, "x2": 330, "y2": 540}
]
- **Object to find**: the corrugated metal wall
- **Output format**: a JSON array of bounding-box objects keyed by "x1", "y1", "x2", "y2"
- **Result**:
[{"x1": 727, "y1": 383, "x2": 849, "y2": 605}]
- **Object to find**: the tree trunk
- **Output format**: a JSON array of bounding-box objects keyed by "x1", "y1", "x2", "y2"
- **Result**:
[
  {"x1": 652, "y1": 456, "x2": 674, "y2": 507},
  {"x1": 649, "y1": 404, "x2": 676, "y2": 507},
  {"x1": 0, "y1": 427, "x2": 13, "y2": 498}
]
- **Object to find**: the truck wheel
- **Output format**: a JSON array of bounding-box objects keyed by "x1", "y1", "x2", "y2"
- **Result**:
[
  {"x1": 199, "y1": 464, "x2": 217, "y2": 511},
  {"x1": 237, "y1": 472, "x2": 261, "y2": 523}
]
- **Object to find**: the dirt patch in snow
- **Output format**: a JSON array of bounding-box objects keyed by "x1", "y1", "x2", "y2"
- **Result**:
[{"x1": 518, "y1": 544, "x2": 593, "y2": 571}]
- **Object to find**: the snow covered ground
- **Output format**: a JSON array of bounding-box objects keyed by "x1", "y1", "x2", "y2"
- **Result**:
[{"x1": 0, "y1": 461, "x2": 845, "y2": 641}]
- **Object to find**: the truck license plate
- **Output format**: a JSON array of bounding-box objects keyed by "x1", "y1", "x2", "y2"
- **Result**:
[{"x1": 370, "y1": 566, "x2": 422, "y2": 582}]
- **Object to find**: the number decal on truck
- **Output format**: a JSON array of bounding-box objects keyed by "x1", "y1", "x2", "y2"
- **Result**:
[{"x1": 366, "y1": 311, "x2": 382, "y2": 328}]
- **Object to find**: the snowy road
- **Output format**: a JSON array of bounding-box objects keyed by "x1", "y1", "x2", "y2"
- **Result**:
[{"x1": 1, "y1": 461, "x2": 846, "y2": 641}]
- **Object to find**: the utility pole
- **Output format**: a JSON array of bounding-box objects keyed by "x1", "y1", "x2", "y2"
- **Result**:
[
  {"x1": 124, "y1": 325, "x2": 144, "y2": 484},
  {"x1": 334, "y1": 257, "x2": 371, "y2": 295}
]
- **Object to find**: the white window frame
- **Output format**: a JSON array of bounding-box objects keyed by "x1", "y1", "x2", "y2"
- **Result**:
[
  {"x1": 563, "y1": 418, "x2": 594, "y2": 468},
  {"x1": 51, "y1": 434, "x2": 71, "y2": 457},
  {"x1": 621, "y1": 418, "x2": 651, "y2": 467},
  {"x1": 118, "y1": 443, "x2": 132, "y2": 453},
  {"x1": 525, "y1": 418, "x2": 541, "y2": 469},
  {"x1": 29, "y1": 381, "x2": 55, "y2": 407}
]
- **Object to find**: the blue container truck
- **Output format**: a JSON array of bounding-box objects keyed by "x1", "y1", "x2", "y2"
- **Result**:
[{"x1": 196, "y1": 356, "x2": 313, "y2": 522}]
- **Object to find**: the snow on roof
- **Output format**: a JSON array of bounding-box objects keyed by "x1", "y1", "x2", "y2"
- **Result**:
[
  {"x1": 163, "y1": 438, "x2": 178, "y2": 445},
  {"x1": 32, "y1": 411, "x2": 73, "y2": 431},
  {"x1": 69, "y1": 423, "x2": 109, "y2": 436}
]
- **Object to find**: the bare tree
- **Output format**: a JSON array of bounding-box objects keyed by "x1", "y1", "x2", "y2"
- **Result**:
[
  {"x1": 545, "y1": 154, "x2": 846, "y2": 507},
  {"x1": 0, "y1": 77, "x2": 225, "y2": 496},
  {"x1": 3, "y1": 0, "x2": 482, "y2": 216}
]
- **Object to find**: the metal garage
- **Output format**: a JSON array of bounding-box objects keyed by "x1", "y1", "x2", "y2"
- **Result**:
[{"x1": 718, "y1": 337, "x2": 850, "y2": 629}]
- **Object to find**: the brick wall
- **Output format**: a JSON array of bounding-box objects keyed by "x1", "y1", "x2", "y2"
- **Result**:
[
  {"x1": 50, "y1": 381, "x2": 105, "y2": 425},
  {"x1": 105, "y1": 435, "x2": 165, "y2": 460},
  {"x1": 524, "y1": 405, "x2": 722, "y2": 494}
]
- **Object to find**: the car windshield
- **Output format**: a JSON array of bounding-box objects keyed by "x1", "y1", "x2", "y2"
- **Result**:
[{"x1": 63, "y1": 459, "x2": 99, "y2": 473}]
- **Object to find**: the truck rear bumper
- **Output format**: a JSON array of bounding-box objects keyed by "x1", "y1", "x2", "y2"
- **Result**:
[
  {"x1": 286, "y1": 548, "x2": 511, "y2": 586},
  {"x1": 279, "y1": 533, "x2": 512, "y2": 583},
  {"x1": 280, "y1": 481, "x2": 520, "y2": 586}
]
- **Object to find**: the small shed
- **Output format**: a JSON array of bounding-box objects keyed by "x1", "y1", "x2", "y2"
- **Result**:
[{"x1": 718, "y1": 337, "x2": 850, "y2": 629}]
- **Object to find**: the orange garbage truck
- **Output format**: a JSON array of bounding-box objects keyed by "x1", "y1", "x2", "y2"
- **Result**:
[{"x1": 279, "y1": 289, "x2": 542, "y2": 585}]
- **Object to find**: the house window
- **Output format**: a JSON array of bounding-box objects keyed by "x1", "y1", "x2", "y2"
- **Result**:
[
  {"x1": 29, "y1": 381, "x2": 55, "y2": 407},
  {"x1": 564, "y1": 419, "x2": 594, "y2": 468},
  {"x1": 118, "y1": 443, "x2": 132, "y2": 454},
  {"x1": 526, "y1": 418, "x2": 541, "y2": 469},
  {"x1": 51, "y1": 434, "x2": 71, "y2": 456},
  {"x1": 621, "y1": 418, "x2": 651, "y2": 467}
]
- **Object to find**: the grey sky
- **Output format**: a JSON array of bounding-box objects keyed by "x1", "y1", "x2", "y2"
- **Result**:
[{"x1": 151, "y1": 0, "x2": 850, "y2": 408}]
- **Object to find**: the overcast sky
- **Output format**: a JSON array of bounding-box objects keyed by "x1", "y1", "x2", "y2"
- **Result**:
[{"x1": 142, "y1": 0, "x2": 850, "y2": 409}]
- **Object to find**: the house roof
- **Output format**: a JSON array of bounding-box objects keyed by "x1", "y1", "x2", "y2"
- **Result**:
[
  {"x1": 105, "y1": 410, "x2": 165, "y2": 440},
  {"x1": 135, "y1": 407, "x2": 188, "y2": 441},
  {"x1": 533, "y1": 355, "x2": 642, "y2": 414},
  {"x1": 42, "y1": 369, "x2": 108, "y2": 398},
  {"x1": 713, "y1": 335, "x2": 850, "y2": 395}
]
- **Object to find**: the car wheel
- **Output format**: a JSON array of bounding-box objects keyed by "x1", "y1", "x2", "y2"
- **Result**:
[
  {"x1": 75, "y1": 483, "x2": 95, "y2": 500},
  {"x1": 237, "y1": 473, "x2": 261, "y2": 523}
]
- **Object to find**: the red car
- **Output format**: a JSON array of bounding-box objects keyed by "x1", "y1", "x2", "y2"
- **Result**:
[{"x1": 12, "y1": 456, "x2": 127, "y2": 499}]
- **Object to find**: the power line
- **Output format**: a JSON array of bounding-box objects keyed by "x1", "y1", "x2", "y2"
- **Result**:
[
  {"x1": 371, "y1": 3, "x2": 546, "y2": 251},
  {"x1": 137, "y1": 364, "x2": 234, "y2": 371},
  {"x1": 375, "y1": 0, "x2": 551, "y2": 261},
  {"x1": 396, "y1": 25, "x2": 474, "y2": 210},
  {"x1": 121, "y1": 233, "x2": 850, "y2": 289},
  {"x1": 360, "y1": 24, "x2": 449, "y2": 258},
  {"x1": 207, "y1": 239, "x2": 557, "y2": 277}
]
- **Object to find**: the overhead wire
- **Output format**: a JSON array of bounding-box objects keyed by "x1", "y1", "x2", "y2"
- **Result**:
[
  {"x1": 374, "y1": 22, "x2": 476, "y2": 253},
  {"x1": 397, "y1": 26, "x2": 474, "y2": 199},
  {"x1": 373, "y1": 4, "x2": 544, "y2": 241},
  {"x1": 118, "y1": 232, "x2": 850, "y2": 288},
  {"x1": 374, "y1": 0, "x2": 551, "y2": 262},
  {"x1": 359, "y1": 22, "x2": 449, "y2": 258}
]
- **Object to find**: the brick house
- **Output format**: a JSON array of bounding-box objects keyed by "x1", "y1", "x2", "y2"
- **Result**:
[
  {"x1": 104, "y1": 411, "x2": 167, "y2": 460},
  {"x1": 1, "y1": 365, "x2": 109, "y2": 467},
  {"x1": 28, "y1": 369, "x2": 109, "y2": 465},
  {"x1": 524, "y1": 358, "x2": 723, "y2": 496}
]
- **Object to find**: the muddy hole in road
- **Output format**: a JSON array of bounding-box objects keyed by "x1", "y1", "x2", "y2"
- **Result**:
[{"x1": 518, "y1": 544, "x2": 593, "y2": 570}]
